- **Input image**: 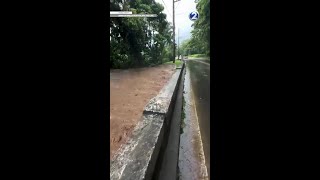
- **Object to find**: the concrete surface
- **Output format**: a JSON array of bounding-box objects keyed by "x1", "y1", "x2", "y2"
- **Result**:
[
  {"x1": 110, "y1": 66, "x2": 185, "y2": 180},
  {"x1": 155, "y1": 62, "x2": 185, "y2": 180},
  {"x1": 185, "y1": 59, "x2": 210, "y2": 178},
  {"x1": 178, "y1": 61, "x2": 209, "y2": 180}
]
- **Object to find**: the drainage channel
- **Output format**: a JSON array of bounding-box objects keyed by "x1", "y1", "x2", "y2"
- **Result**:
[
  {"x1": 153, "y1": 63, "x2": 185, "y2": 180},
  {"x1": 178, "y1": 64, "x2": 208, "y2": 180}
]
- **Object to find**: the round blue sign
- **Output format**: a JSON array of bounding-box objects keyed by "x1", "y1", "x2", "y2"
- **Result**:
[{"x1": 189, "y1": 11, "x2": 199, "y2": 21}]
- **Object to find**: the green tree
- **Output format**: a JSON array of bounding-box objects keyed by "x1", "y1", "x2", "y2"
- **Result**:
[
  {"x1": 188, "y1": 0, "x2": 210, "y2": 56},
  {"x1": 110, "y1": 0, "x2": 173, "y2": 68}
]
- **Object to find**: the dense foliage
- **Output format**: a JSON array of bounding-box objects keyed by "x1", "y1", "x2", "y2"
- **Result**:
[
  {"x1": 179, "y1": 0, "x2": 210, "y2": 57},
  {"x1": 110, "y1": 0, "x2": 174, "y2": 68}
]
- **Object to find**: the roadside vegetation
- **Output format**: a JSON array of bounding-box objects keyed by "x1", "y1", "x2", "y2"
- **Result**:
[
  {"x1": 164, "y1": 60, "x2": 182, "y2": 67},
  {"x1": 189, "y1": 54, "x2": 208, "y2": 58},
  {"x1": 180, "y1": 95, "x2": 186, "y2": 134},
  {"x1": 177, "y1": 0, "x2": 210, "y2": 58},
  {"x1": 110, "y1": 0, "x2": 210, "y2": 69},
  {"x1": 110, "y1": 0, "x2": 174, "y2": 68}
]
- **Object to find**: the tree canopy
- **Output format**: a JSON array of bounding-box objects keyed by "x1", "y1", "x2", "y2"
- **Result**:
[
  {"x1": 110, "y1": 0, "x2": 174, "y2": 68},
  {"x1": 110, "y1": 0, "x2": 210, "y2": 68},
  {"x1": 179, "y1": 0, "x2": 210, "y2": 57}
]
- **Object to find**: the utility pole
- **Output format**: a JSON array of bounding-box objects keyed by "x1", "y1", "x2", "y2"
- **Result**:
[
  {"x1": 173, "y1": 0, "x2": 175, "y2": 63},
  {"x1": 177, "y1": 28, "x2": 179, "y2": 60},
  {"x1": 173, "y1": 0, "x2": 180, "y2": 63}
]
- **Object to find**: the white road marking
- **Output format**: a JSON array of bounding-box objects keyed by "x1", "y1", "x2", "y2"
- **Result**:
[{"x1": 190, "y1": 74, "x2": 209, "y2": 179}]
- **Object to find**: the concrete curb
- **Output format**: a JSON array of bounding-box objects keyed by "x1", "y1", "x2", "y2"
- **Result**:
[
  {"x1": 155, "y1": 62, "x2": 186, "y2": 180},
  {"x1": 110, "y1": 63, "x2": 186, "y2": 180}
]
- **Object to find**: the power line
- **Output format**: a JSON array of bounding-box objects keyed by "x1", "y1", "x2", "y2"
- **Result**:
[
  {"x1": 175, "y1": 1, "x2": 181, "y2": 9},
  {"x1": 161, "y1": 0, "x2": 173, "y2": 19}
]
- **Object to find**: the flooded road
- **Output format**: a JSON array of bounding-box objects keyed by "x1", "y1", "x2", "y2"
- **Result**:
[{"x1": 179, "y1": 59, "x2": 210, "y2": 179}]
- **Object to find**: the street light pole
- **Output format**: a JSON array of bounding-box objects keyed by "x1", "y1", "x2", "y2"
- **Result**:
[
  {"x1": 173, "y1": 0, "x2": 180, "y2": 63},
  {"x1": 178, "y1": 28, "x2": 179, "y2": 59},
  {"x1": 173, "y1": 0, "x2": 175, "y2": 63}
]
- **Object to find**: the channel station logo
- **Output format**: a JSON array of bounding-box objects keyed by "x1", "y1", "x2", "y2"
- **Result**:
[{"x1": 189, "y1": 11, "x2": 199, "y2": 21}]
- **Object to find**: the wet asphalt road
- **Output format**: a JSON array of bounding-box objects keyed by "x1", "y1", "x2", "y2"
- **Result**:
[{"x1": 186, "y1": 58, "x2": 210, "y2": 177}]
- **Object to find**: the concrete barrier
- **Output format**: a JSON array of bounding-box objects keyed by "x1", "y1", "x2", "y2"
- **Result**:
[{"x1": 110, "y1": 63, "x2": 185, "y2": 180}]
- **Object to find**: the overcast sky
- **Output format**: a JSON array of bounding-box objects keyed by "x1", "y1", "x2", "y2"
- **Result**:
[{"x1": 154, "y1": 0, "x2": 197, "y2": 44}]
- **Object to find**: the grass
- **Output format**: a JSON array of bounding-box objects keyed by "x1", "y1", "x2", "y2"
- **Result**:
[
  {"x1": 180, "y1": 97, "x2": 186, "y2": 134},
  {"x1": 189, "y1": 54, "x2": 208, "y2": 58},
  {"x1": 164, "y1": 59, "x2": 183, "y2": 67}
]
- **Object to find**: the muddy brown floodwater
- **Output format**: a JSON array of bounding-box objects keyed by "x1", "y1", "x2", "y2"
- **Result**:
[
  {"x1": 178, "y1": 67, "x2": 208, "y2": 180},
  {"x1": 110, "y1": 64, "x2": 175, "y2": 159}
]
